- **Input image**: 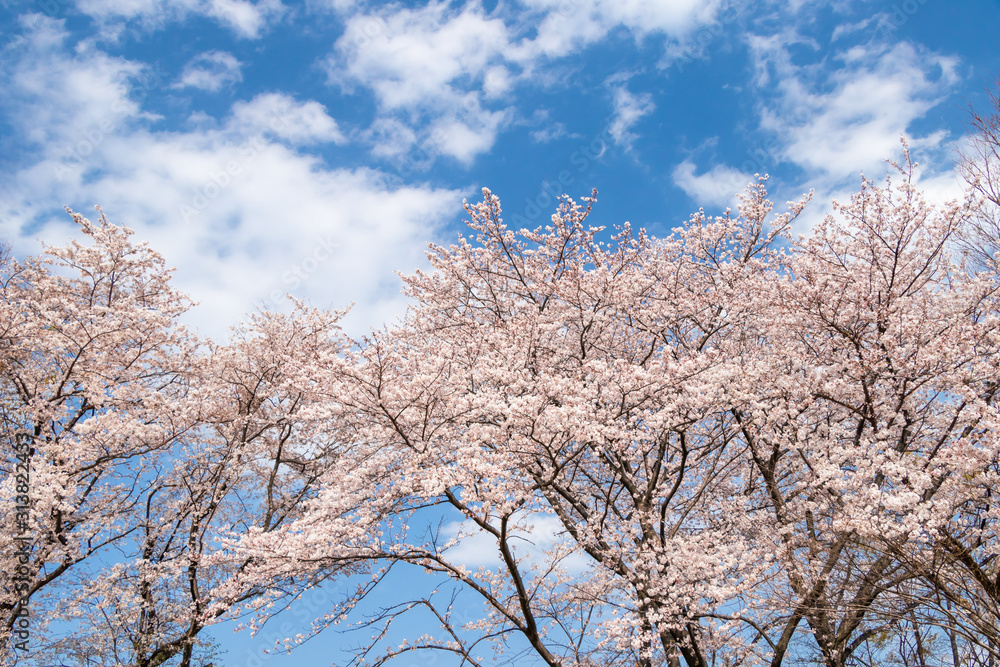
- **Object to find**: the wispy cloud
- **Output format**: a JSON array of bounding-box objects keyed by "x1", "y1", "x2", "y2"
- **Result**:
[
  {"x1": 531, "y1": 121, "x2": 576, "y2": 143},
  {"x1": 175, "y1": 50, "x2": 242, "y2": 91},
  {"x1": 73, "y1": 0, "x2": 286, "y2": 38},
  {"x1": 519, "y1": 0, "x2": 726, "y2": 59},
  {"x1": 443, "y1": 512, "x2": 589, "y2": 576},
  {"x1": 228, "y1": 93, "x2": 346, "y2": 145},
  {"x1": 751, "y1": 38, "x2": 959, "y2": 181},
  {"x1": 672, "y1": 160, "x2": 753, "y2": 208},
  {"x1": 608, "y1": 84, "x2": 655, "y2": 149}
]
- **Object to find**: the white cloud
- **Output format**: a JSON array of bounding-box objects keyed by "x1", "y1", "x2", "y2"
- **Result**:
[
  {"x1": 909, "y1": 156, "x2": 970, "y2": 208},
  {"x1": 531, "y1": 121, "x2": 575, "y2": 143},
  {"x1": 73, "y1": 0, "x2": 286, "y2": 38},
  {"x1": 331, "y1": 2, "x2": 514, "y2": 164},
  {"x1": 175, "y1": 50, "x2": 242, "y2": 91},
  {"x1": 830, "y1": 15, "x2": 878, "y2": 42},
  {"x1": 2, "y1": 15, "x2": 157, "y2": 149},
  {"x1": 672, "y1": 160, "x2": 753, "y2": 208},
  {"x1": 333, "y1": 3, "x2": 510, "y2": 111},
  {"x1": 228, "y1": 93, "x2": 346, "y2": 145},
  {"x1": 752, "y1": 40, "x2": 959, "y2": 181},
  {"x1": 429, "y1": 119, "x2": 496, "y2": 165},
  {"x1": 443, "y1": 513, "x2": 589, "y2": 575},
  {"x1": 312, "y1": 0, "x2": 358, "y2": 13},
  {"x1": 518, "y1": 0, "x2": 725, "y2": 59},
  {"x1": 482, "y1": 65, "x2": 513, "y2": 98},
  {"x1": 608, "y1": 84, "x2": 655, "y2": 148},
  {"x1": 427, "y1": 99, "x2": 510, "y2": 166},
  {"x1": 326, "y1": 0, "x2": 728, "y2": 165},
  {"x1": 206, "y1": 0, "x2": 284, "y2": 38},
  {"x1": 364, "y1": 117, "x2": 418, "y2": 159},
  {"x1": 0, "y1": 17, "x2": 459, "y2": 341}
]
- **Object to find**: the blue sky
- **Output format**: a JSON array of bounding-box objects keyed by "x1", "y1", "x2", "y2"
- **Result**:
[{"x1": 2, "y1": 0, "x2": 999, "y2": 662}]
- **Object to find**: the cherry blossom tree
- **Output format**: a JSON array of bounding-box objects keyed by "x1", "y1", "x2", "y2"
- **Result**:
[
  {"x1": 0, "y1": 209, "x2": 200, "y2": 660},
  {"x1": 5, "y1": 144, "x2": 999, "y2": 667},
  {"x1": 886, "y1": 83, "x2": 1000, "y2": 665},
  {"x1": 233, "y1": 182, "x2": 801, "y2": 666},
  {"x1": 0, "y1": 212, "x2": 351, "y2": 666},
  {"x1": 54, "y1": 304, "x2": 353, "y2": 667},
  {"x1": 233, "y1": 154, "x2": 1000, "y2": 667},
  {"x1": 958, "y1": 78, "x2": 1000, "y2": 269},
  {"x1": 730, "y1": 153, "x2": 999, "y2": 667}
]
